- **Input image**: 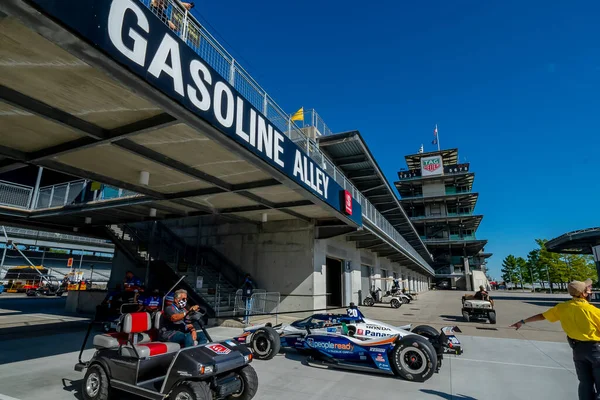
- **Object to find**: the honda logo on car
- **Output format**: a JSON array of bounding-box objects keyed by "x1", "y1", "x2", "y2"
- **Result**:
[
  {"x1": 307, "y1": 338, "x2": 353, "y2": 351},
  {"x1": 366, "y1": 325, "x2": 391, "y2": 331}
]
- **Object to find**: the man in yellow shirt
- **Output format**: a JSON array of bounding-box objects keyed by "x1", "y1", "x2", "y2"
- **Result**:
[{"x1": 510, "y1": 279, "x2": 600, "y2": 400}]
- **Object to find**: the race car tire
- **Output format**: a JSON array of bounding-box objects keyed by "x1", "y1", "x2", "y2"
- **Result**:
[
  {"x1": 363, "y1": 297, "x2": 375, "y2": 306},
  {"x1": 250, "y1": 326, "x2": 281, "y2": 360},
  {"x1": 82, "y1": 364, "x2": 110, "y2": 400},
  {"x1": 170, "y1": 381, "x2": 212, "y2": 400},
  {"x1": 462, "y1": 311, "x2": 470, "y2": 322},
  {"x1": 401, "y1": 297, "x2": 410, "y2": 304},
  {"x1": 411, "y1": 325, "x2": 439, "y2": 340},
  {"x1": 390, "y1": 298, "x2": 401, "y2": 308},
  {"x1": 488, "y1": 311, "x2": 497, "y2": 324},
  {"x1": 228, "y1": 365, "x2": 259, "y2": 400},
  {"x1": 391, "y1": 336, "x2": 437, "y2": 382}
]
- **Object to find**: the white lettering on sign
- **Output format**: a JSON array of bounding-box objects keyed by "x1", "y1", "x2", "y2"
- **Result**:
[
  {"x1": 107, "y1": 0, "x2": 333, "y2": 201},
  {"x1": 293, "y1": 150, "x2": 329, "y2": 199},
  {"x1": 107, "y1": 0, "x2": 149, "y2": 67}
]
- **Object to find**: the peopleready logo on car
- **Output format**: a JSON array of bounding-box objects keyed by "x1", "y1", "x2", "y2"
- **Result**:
[{"x1": 307, "y1": 338, "x2": 353, "y2": 352}]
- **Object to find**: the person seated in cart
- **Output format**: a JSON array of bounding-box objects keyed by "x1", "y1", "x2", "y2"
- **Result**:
[
  {"x1": 159, "y1": 289, "x2": 207, "y2": 348},
  {"x1": 473, "y1": 285, "x2": 494, "y2": 306}
]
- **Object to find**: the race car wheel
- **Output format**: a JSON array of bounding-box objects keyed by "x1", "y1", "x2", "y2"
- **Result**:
[
  {"x1": 488, "y1": 311, "x2": 497, "y2": 324},
  {"x1": 250, "y1": 326, "x2": 281, "y2": 360},
  {"x1": 82, "y1": 364, "x2": 109, "y2": 400},
  {"x1": 363, "y1": 297, "x2": 375, "y2": 306},
  {"x1": 390, "y1": 336, "x2": 437, "y2": 382},
  {"x1": 228, "y1": 365, "x2": 258, "y2": 400},
  {"x1": 411, "y1": 325, "x2": 439, "y2": 340},
  {"x1": 390, "y1": 298, "x2": 401, "y2": 308},
  {"x1": 170, "y1": 381, "x2": 212, "y2": 400},
  {"x1": 462, "y1": 311, "x2": 470, "y2": 322},
  {"x1": 401, "y1": 297, "x2": 410, "y2": 304}
]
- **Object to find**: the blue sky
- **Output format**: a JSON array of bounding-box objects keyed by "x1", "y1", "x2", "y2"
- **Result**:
[{"x1": 191, "y1": 1, "x2": 600, "y2": 279}]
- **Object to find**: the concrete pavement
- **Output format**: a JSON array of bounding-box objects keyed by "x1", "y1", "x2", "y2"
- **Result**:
[
  {"x1": 0, "y1": 289, "x2": 586, "y2": 399},
  {"x1": 0, "y1": 326, "x2": 578, "y2": 400}
]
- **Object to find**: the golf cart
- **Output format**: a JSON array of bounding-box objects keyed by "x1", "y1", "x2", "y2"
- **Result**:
[
  {"x1": 362, "y1": 277, "x2": 411, "y2": 308},
  {"x1": 461, "y1": 293, "x2": 496, "y2": 324},
  {"x1": 74, "y1": 278, "x2": 259, "y2": 400},
  {"x1": 26, "y1": 275, "x2": 66, "y2": 297}
]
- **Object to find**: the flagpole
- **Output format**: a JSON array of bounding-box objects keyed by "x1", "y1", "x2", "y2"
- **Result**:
[{"x1": 436, "y1": 124, "x2": 441, "y2": 151}]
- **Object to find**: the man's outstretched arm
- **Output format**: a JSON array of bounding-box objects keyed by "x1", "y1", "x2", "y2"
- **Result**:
[{"x1": 510, "y1": 313, "x2": 546, "y2": 330}]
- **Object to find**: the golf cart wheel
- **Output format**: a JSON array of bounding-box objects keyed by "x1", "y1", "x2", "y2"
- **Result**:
[
  {"x1": 229, "y1": 365, "x2": 259, "y2": 400},
  {"x1": 170, "y1": 381, "x2": 212, "y2": 400},
  {"x1": 488, "y1": 311, "x2": 497, "y2": 324},
  {"x1": 363, "y1": 297, "x2": 374, "y2": 306},
  {"x1": 390, "y1": 298, "x2": 401, "y2": 308},
  {"x1": 82, "y1": 364, "x2": 109, "y2": 400},
  {"x1": 250, "y1": 326, "x2": 281, "y2": 360},
  {"x1": 390, "y1": 336, "x2": 437, "y2": 382},
  {"x1": 462, "y1": 311, "x2": 470, "y2": 322}
]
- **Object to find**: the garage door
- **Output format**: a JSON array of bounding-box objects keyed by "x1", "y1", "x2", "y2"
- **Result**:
[{"x1": 361, "y1": 265, "x2": 371, "y2": 298}]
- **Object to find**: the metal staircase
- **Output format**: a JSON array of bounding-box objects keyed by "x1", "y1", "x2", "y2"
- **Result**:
[{"x1": 104, "y1": 222, "x2": 244, "y2": 317}]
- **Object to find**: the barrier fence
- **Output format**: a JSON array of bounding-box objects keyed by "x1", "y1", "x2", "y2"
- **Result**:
[{"x1": 233, "y1": 289, "x2": 281, "y2": 326}]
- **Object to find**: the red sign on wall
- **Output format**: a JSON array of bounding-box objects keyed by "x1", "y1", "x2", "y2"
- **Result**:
[
  {"x1": 67, "y1": 257, "x2": 73, "y2": 267},
  {"x1": 343, "y1": 190, "x2": 353, "y2": 215}
]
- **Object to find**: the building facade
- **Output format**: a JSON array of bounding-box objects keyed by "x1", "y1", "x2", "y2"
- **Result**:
[{"x1": 395, "y1": 148, "x2": 491, "y2": 290}]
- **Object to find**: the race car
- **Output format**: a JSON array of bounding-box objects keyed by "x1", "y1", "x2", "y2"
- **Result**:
[{"x1": 234, "y1": 306, "x2": 462, "y2": 382}]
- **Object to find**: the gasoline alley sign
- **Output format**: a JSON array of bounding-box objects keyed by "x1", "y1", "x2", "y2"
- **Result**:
[{"x1": 28, "y1": 0, "x2": 361, "y2": 225}]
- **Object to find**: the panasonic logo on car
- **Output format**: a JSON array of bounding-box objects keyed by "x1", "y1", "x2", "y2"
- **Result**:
[
  {"x1": 364, "y1": 330, "x2": 389, "y2": 337},
  {"x1": 106, "y1": 0, "x2": 331, "y2": 199}
]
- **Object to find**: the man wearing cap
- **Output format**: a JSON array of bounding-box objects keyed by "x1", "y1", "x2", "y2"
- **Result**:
[{"x1": 510, "y1": 278, "x2": 600, "y2": 400}]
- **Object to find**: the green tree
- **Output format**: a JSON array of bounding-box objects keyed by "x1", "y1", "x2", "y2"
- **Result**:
[
  {"x1": 536, "y1": 239, "x2": 566, "y2": 291},
  {"x1": 516, "y1": 256, "x2": 529, "y2": 290},
  {"x1": 501, "y1": 255, "x2": 519, "y2": 288},
  {"x1": 526, "y1": 249, "x2": 544, "y2": 289}
]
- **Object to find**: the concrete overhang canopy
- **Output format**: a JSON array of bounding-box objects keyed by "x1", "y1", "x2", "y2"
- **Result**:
[
  {"x1": 546, "y1": 227, "x2": 600, "y2": 255},
  {"x1": 0, "y1": 2, "x2": 362, "y2": 230},
  {"x1": 317, "y1": 131, "x2": 432, "y2": 263}
]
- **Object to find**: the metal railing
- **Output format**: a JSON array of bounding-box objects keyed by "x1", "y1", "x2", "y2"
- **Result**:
[
  {"x1": 138, "y1": 0, "x2": 433, "y2": 272},
  {"x1": 0, "y1": 179, "x2": 142, "y2": 210},
  {"x1": 233, "y1": 289, "x2": 281, "y2": 326},
  {"x1": 1, "y1": 226, "x2": 112, "y2": 246},
  {"x1": 35, "y1": 180, "x2": 142, "y2": 209},
  {"x1": 0, "y1": 180, "x2": 33, "y2": 209}
]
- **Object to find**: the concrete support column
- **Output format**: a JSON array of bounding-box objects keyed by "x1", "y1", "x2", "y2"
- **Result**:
[{"x1": 593, "y1": 245, "x2": 600, "y2": 281}]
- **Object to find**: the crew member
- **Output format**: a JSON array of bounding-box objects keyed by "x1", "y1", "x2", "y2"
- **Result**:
[
  {"x1": 141, "y1": 289, "x2": 162, "y2": 312},
  {"x1": 159, "y1": 289, "x2": 200, "y2": 348},
  {"x1": 510, "y1": 279, "x2": 600, "y2": 400},
  {"x1": 123, "y1": 271, "x2": 142, "y2": 291}
]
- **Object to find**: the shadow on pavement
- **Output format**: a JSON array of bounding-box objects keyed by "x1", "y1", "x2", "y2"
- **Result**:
[
  {"x1": 62, "y1": 378, "x2": 83, "y2": 400},
  {"x1": 421, "y1": 389, "x2": 478, "y2": 399},
  {"x1": 523, "y1": 301, "x2": 562, "y2": 307},
  {"x1": 63, "y1": 378, "x2": 138, "y2": 400},
  {"x1": 0, "y1": 296, "x2": 68, "y2": 316},
  {"x1": 0, "y1": 328, "x2": 95, "y2": 365},
  {"x1": 492, "y1": 296, "x2": 569, "y2": 302}
]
